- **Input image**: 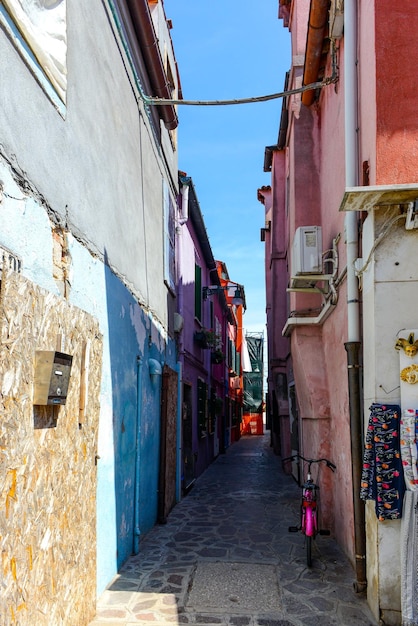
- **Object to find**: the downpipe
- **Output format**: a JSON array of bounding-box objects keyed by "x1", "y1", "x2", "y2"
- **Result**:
[
  {"x1": 345, "y1": 342, "x2": 367, "y2": 592},
  {"x1": 175, "y1": 361, "x2": 182, "y2": 503},
  {"x1": 133, "y1": 355, "x2": 143, "y2": 555},
  {"x1": 344, "y1": 0, "x2": 367, "y2": 593}
]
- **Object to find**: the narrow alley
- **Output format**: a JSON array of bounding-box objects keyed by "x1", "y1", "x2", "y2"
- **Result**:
[{"x1": 89, "y1": 434, "x2": 377, "y2": 626}]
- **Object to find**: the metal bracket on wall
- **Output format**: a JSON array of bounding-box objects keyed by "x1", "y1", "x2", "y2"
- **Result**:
[{"x1": 287, "y1": 274, "x2": 333, "y2": 294}]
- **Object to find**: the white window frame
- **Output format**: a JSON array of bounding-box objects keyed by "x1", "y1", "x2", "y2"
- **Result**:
[{"x1": 0, "y1": 1, "x2": 66, "y2": 115}]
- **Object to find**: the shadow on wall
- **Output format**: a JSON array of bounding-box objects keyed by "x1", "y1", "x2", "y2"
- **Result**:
[{"x1": 104, "y1": 249, "x2": 164, "y2": 570}]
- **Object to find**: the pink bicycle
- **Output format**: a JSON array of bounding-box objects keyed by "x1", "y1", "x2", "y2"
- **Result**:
[{"x1": 283, "y1": 454, "x2": 336, "y2": 567}]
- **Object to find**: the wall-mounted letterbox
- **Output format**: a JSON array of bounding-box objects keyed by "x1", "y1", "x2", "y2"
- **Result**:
[{"x1": 33, "y1": 351, "x2": 73, "y2": 406}]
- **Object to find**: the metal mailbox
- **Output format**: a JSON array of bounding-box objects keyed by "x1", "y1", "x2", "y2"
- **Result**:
[{"x1": 33, "y1": 351, "x2": 73, "y2": 406}]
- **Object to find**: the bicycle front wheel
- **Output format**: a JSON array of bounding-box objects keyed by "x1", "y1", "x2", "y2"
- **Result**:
[{"x1": 306, "y1": 534, "x2": 312, "y2": 567}]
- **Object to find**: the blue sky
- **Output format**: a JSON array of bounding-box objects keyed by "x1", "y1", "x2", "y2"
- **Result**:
[{"x1": 163, "y1": 1, "x2": 291, "y2": 333}]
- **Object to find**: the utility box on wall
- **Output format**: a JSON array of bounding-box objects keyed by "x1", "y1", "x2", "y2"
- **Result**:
[{"x1": 33, "y1": 351, "x2": 73, "y2": 405}]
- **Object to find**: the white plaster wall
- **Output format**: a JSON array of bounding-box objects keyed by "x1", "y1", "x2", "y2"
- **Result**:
[
  {"x1": 363, "y1": 208, "x2": 418, "y2": 407},
  {"x1": 362, "y1": 207, "x2": 418, "y2": 624},
  {"x1": 0, "y1": 0, "x2": 177, "y2": 328}
]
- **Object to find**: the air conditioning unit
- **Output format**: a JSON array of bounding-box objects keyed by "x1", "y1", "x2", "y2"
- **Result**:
[
  {"x1": 292, "y1": 226, "x2": 323, "y2": 276},
  {"x1": 174, "y1": 312, "x2": 184, "y2": 333}
]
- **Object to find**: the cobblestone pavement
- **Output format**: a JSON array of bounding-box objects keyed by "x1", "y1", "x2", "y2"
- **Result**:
[{"x1": 89, "y1": 433, "x2": 377, "y2": 626}]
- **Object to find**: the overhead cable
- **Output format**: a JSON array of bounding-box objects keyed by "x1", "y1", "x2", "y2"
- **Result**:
[{"x1": 143, "y1": 75, "x2": 338, "y2": 107}]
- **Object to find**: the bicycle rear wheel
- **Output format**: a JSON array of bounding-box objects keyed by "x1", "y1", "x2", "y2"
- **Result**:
[
  {"x1": 304, "y1": 507, "x2": 315, "y2": 567},
  {"x1": 306, "y1": 534, "x2": 312, "y2": 567}
]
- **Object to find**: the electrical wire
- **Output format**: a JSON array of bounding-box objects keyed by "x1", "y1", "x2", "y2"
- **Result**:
[{"x1": 143, "y1": 75, "x2": 338, "y2": 107}]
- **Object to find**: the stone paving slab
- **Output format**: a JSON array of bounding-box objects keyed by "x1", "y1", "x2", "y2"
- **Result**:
[
  {"x1": 187, "y1": 562, "x2": 281, "y2": 612},
  {"x1": 88, "y1": 434, "x2": 378, "y2": 626}
]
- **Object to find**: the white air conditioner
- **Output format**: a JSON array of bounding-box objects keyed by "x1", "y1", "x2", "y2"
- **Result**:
[
  {"x1": 174, "y1": 312, "x2": 184, "y2": 333},
  {"x1": 292, "y1": 226, "x2": 323, "y2": 276}
]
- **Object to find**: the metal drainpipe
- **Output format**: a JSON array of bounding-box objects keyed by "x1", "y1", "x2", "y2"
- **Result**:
[
  {"x1": 302, "y1": 0, "x2": 330, "y2": 107},
  {"x1": 175, "y1": 361, "x2": 182, "y2": 503},
  {"x1": 345, "y1": 342, "x2": 367, "y2": 592},
  {"x1": 133, "y1": 355, "x2": 143, "y2": 555},
  {"x1": 344, "y1": 0, "x2": 367, "y2": 592},
  {"x1": 175, "y1": 185, "x2": 187, "y2": 502}
]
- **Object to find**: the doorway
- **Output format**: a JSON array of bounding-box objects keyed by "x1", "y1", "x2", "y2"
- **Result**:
[
  {"x1": 288, "y1": 382, "x2": 301, "y2": 482},
  {"x1": 182, "y1": 383, "x2": 195, "y2": 492}
]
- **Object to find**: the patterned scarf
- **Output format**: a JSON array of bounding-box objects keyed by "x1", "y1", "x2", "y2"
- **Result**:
[{"x1": 360, "y1": 403, "x2": 404, "y2": 521}]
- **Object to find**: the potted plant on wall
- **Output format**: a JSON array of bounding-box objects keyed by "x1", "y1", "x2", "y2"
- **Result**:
[
  {"x1": 194, "y1": 328, "x2": 219, "y2": 349},
  {"x1": 211, "y1": 349, "x2": 225, "y2": 364}
]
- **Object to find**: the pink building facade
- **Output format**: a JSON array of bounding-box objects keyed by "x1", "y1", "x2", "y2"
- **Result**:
[{"x1": 263, "y1": 1, "x2": 418, "y2": 623}]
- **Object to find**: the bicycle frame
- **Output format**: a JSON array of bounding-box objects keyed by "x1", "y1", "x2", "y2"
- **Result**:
[
  {"x1": 302, "y1": 474, "x2": 317, "y2": 537},
  {"x1": 284, "y1": 453, "x2": 336, "y2": 567}
]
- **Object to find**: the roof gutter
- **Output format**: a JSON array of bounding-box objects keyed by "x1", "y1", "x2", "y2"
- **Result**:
[
  {"x1": 302, "y1": 0, "x2": 329, "y2": 107},
  {"x1": 187, "y1": 178, "x2": 217, "y2": 278},
  {"x1": 187, "y1": 181, "x2": 234, "y2": 320},
  {"x1": 126, "y1": 0, "x2": 178, "y2": 130}
]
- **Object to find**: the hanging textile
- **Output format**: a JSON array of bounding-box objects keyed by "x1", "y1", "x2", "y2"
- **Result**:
[
  {"x1": 360, "y1": 403, "x2": 405, "y2": 521},
  {"x1": 401, "y1": 491, "x2": 418, "y2": 626},
  {"x1": 401, "y1": 409, "x2": 418, "y2": 490},
  {"x1": 400, "y1": 409, "x2": 418, "y2": 626}
]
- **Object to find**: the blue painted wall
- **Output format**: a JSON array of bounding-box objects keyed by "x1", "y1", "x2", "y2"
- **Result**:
[{"x1": 104, "y1": 269, "x2": 169, "y2": 567}]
